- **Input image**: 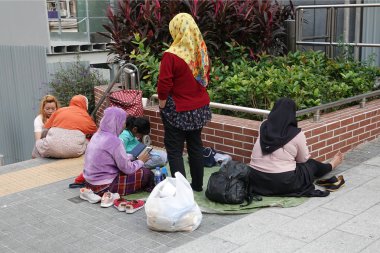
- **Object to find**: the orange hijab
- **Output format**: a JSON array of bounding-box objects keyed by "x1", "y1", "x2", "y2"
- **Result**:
[{"x1": 44, "y1": 95, "x2": 97, "y2": 135}]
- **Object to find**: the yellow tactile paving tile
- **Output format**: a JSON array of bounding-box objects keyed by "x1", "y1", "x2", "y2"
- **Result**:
[{"x1": 0, "y1": 157, "x2": 84, "y2": 197}]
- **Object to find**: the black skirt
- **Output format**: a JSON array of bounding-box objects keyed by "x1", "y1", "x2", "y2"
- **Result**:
[{"x1": 250, "y1": 159, "x2": 332, "y2": 197}]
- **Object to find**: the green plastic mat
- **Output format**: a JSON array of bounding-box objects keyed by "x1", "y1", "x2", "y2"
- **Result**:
[{"x1": 125, "y1": 160, "x2": 308, "y2": 214}]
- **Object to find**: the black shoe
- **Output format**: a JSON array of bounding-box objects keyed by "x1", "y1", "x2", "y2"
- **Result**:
[
  {"x1": 316, "y1": 176, "x2": 338, "y2": 186},
  {"x1": 306, "y1": 189, "x2": 330, "y2": 197},
  {"x1": 191, "y1": 183, "x2": 203, "y2": 192},
  {"x1": 325, "y1": 175, "x2": 345, "y2": 192}
]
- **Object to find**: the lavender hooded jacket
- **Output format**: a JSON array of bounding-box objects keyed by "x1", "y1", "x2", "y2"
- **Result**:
[{"x1": 83, "y1": 107, "x2": 144, "y2": 185}]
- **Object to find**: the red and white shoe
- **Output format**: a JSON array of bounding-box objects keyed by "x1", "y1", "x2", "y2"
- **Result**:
[
  {"x1": 125, "y1": 199, "x2": 145, "y2": 214},
  {"x1": 113, "y1": 198, "x2": 128, "y2": 212}
]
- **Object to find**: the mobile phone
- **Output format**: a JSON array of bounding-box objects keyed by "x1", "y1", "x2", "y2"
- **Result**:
[{"x1": 144, "y1": 146, "x2": 153, "y2": 154}]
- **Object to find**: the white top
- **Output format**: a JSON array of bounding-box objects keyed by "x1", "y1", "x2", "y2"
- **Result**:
[
  {"x1": 34, "y1": 114, "x2": 44, "y2": 133},
  {"x1": 249, "y1": 131, "x2": 311, "y2": 173}
]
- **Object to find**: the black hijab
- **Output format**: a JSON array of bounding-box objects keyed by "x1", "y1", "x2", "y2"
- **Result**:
[{"x1": 260, "y1": 98, "x2": 301, "y2": 154}]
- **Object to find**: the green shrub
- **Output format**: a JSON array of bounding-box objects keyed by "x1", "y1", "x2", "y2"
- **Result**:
[{"x1": 49, "y1": 58, "x2": 107, "y2": 113}]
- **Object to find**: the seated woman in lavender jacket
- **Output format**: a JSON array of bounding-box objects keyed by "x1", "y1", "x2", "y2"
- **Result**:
[{"x1": 83, "y1": 107, "x2": 153, "y2": 197}]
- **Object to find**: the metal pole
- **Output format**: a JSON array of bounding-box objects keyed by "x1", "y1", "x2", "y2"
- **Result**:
[
  {"x1": 354, "y1": 0, "x2": 362, "y2": 60},
  {"x1": 85, "y1": 0, "x2": 90, "y2": 43},
  {"x1": 285, "y1": 19, "x2": 296, "y2": 52},
  {"x1": 55, "y1": 0, "x2": 62, "y2": 35}
]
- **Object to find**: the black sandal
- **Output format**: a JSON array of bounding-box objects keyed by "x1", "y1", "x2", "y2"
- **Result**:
[
  {"x1": 69, "y1": 182, "x2": 85, "y2": 189},
  {"x1": 315, "y1": 176, "x2": 339, "y2": 186},
  {"x1": 325, "y1": 175, "x2": 345, "y2": 192}
]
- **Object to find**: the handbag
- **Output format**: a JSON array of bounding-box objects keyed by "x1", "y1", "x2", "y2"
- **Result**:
[
  {"x1": 108, "y1": 89, "x2": 144, "y2": 117},
  {"x1": 202, "y1": 147, "x2": 217, "y2": 167}
]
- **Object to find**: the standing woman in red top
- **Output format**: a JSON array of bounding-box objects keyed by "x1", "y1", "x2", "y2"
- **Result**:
[{"x1": 157, "y1": 13, "x2": 212, "y2": 192}]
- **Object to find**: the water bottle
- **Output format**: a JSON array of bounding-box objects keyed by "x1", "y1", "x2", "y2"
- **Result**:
[
  {"x1": 161, "y1": 167, "x2": 168, "y2": 180},
  {"x1": 154, "y1": 167, "x2": 162, "y2": 186}
]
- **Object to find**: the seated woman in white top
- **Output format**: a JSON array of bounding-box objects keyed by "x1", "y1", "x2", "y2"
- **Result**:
[
  {"x1": 34, "y1": 95, "x2": 60, "y2": 141},
  {"x1": 249, "y1": 98, "x2": 344, "y2": 197}
]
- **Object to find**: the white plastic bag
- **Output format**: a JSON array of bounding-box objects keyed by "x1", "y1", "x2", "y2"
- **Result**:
[{"x1": 145, "y1": 172, "x2": 202, "y2": 232}]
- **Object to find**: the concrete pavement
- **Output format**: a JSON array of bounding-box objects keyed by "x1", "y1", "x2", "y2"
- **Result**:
[
  {"x1": 171, "y1": 137, "x2": 380, "y2": 253},
  {"x1": 0, "y1": 137, "x2": 380, "y2": 252}
]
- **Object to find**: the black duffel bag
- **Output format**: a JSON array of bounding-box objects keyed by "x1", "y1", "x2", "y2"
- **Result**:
[{"x1": 205, "y1": 160, "x2": 261, "y2": 206}]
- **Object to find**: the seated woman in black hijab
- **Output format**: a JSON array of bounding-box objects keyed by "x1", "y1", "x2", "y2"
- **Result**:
[{"x1": 249, "y1": 98, "x2": 344, "y2": 197}]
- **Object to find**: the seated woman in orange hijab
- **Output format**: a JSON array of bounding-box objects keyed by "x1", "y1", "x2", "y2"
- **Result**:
[{"x1": 32, "y1": 95, "x2": 97, "y2": 158}]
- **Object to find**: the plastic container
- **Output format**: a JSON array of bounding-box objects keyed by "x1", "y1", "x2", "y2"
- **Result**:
[
  {"x1": 154, "y1": 167, "x2": 162, "y2": 186},
  {"x1": 161, "y1": 167, "x2": 169, "y2": 180}
]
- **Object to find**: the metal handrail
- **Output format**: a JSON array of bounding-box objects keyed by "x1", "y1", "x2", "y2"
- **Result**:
[
  {"x1": 296, "y1": 89, "x2": 380, "y2": 116},
  {"x1": 150, "y1": 90, "x2": 380, "y2": 121},
  {"x1": 150, "y1": 94, "x2": 271, "y2": 116},
  {"x1": 91, "y1": 62, "x2": 140, "y2": 120},
  {"x1": 295, "y1": 3, "x2": 380, "y2": 58}
]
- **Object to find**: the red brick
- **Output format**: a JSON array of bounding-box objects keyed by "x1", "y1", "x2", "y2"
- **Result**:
[
  {"x1": 311, "y1": 141, "x2": 325, "y2": 151},
  {"x1": 307, "y1": 136, "x2": 319, "y2": 145},
  {"x1": 327, "y1": 136, "x2": 340, "y2": 145},
  {"x1": 149, "y1": 117, "x2": 162, "y2": 124},
  {"x1": 340, "y1": 145, "x2": 351, "y2": 153},
  {"x1": 150, "y1": 122, "x2": 158, "y2": 130},
  {"x1": 365, "y1": 111, "x2": 378, "y2": 118},
  {"x1": 370, "y1": 128, "x2": 380, "y2": 136},
  {"x1": 304, "y1": 131, "x2": 312, "y2": 138},
  {"x1": 243, "y1": 143, "x2": 254, "y2": 150},
  {"x1": 346, "y1": 123, "x2": 359, "y2": 131},
  {"x1": 319, "y1": 146, "x2": 332, "y2": 156},
  {"x1": 231, "y1": 154, "x2": 244, "y2": 163},
  {"x1": 340, "y1": 132, "x2": 353, "y2": 141},
  {"x1": 346, "y1": 136, "x2": 359, "y2": 145},
  {"x1": 202, "y1": 141, "x2": 215, "y2": 149},
  {"x1": 206, "y1": 121, "x2": 224, "y2": 130},
  {"x1": 353, "y1": 127, "x2": 365, "y2": 136},
  {"x1": 327, "y1": 122, "x2": 341, "y2": 131},
  {"x1": 312, "y1": 126, "x2": 326, "y2": 136},
  {"x1": 224, "y1": 139, "x2": 244, "y2": 148},
  {"x1": 359, "y1": 119, "x2": 371, "y2": 127},
  {"x1": 234, "y1": 147, "x2": 252, "y2": 157},
  {"x1": 310, "y1": 151, "x2": 319, "y2": 158},
  {"x1": 215, "y1": 130, "x2": 233, "y2": 139},
  {"x1": 242, "y1": 128, "x2": 258, "y2": 136},
  {"x1": 333, "y1": 140, "x2": 346, "y2": 151},
  {"x1": 202, "y1": 127, "x2": 215, "y2": 135},
  {"x1": 224, "y1": 125, "x2": 243, "y2": 134},
  {"x1": 370, "y1": 115, "x2": 380, "y2": 123},
  {"x1": 233, "y1": 134, "x2": 254, "y2": 143},
  {"x1": 215, "y1": 144, "x2": 233, "y2": 154},
  {"x1": 243, "y1": 157, "x2": 251, "y2": 164},
  {"x1": 353, "y1": 114, "x2": 366, "y2": 122},
  {"x1": 206, "y1": 135, "x2": 224, "y2": 143},
  {"x1": 314, "y1": 155, "x2": 325, "y2": 162},
  {"x1": 341, "y1": 118, "x2": 353, "y2": 126},
  {"x1": 319, "y1": 132, "x2": 333, "y2": 140},
  {"x1": 334, "y1": 127, "x2": 347, "y2": 136},
  {"x1": 358, "y1": 132, "x2": 370, "y2": 141},
  {"x1": 365, "y1": 124, "x2": 377, "y2": 132}
]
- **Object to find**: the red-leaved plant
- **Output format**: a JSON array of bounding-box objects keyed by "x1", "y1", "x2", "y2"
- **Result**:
[{"x1": 100, "y1": 0, "x2": 293, "y2": 62}]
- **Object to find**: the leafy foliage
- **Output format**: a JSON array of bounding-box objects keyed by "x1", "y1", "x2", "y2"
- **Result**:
[
  {"x1": 49, "y1": 58, "x2": 107, "y2": 113},
  {"x1": 100, "y1": 0, "x2": 293, "y2": 63},
  {"x1": 209, "y1": 49, "x2": 380, "y2": 119}
]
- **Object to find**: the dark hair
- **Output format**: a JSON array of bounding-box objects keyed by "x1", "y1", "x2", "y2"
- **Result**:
[{"x1": 126, "y1": 116, "x2": 150, "y2": 135}]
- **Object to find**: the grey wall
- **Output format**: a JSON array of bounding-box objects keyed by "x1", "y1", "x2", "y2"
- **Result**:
[
  {"x1": 0, "y1": 46, "x2": 49, "y2": 165},
  {"x1": 0, "y1": 0, "x2": 49, "y2": 47}
]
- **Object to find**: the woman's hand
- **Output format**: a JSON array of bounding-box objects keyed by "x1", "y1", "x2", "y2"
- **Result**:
[
  {"x1": 137, "y1": 151, "x2": 150, "y2": 163},
  {"x1": 158, "y1": 99, "x2": 167, "y2": 109}
]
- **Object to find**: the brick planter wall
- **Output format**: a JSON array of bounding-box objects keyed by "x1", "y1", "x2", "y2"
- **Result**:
[{"x1": 95, "y1": 85, "x2": 380, "y2": 163}]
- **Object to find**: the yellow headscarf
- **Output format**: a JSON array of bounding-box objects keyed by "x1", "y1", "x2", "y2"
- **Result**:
[{"x1": 166, "y1": 13, "x2": 209, "y2": 87}]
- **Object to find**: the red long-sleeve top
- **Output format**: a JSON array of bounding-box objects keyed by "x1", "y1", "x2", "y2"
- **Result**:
[{"x1": 157, "y1": 52, "x2": 210, "y2": 112}]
